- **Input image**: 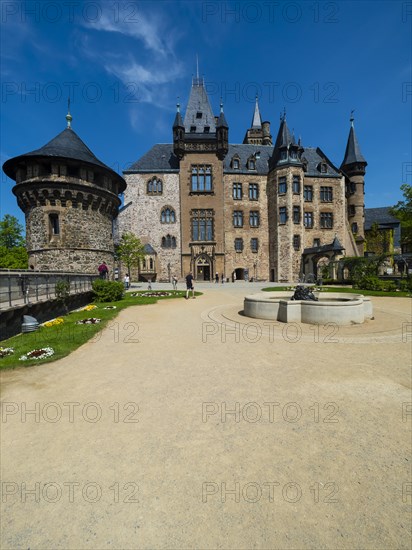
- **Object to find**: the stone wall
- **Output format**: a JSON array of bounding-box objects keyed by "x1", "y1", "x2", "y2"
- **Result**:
[{"x1": 119, "y1": 172, "x2": 181, "y2": 281}]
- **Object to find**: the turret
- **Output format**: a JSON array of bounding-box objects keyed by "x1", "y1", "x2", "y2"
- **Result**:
[
  {"x1": 216, "y1": 101, "x2": 229, "y2": 159},
  {"x1": 173, "y1": 102, "x2": 185, "y2": 159}
]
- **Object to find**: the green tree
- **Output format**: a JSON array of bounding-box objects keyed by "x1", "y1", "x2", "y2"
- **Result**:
[
  {"x1": 389, "y1": 184, "x2": 412, "y2": 249},
  {"x1": 0, "y1": 246, "x2": 28, "y2": 269},
  {"x1": 116, "y1": 233, "x2": 145, "y2": 278},
  {"x1": 0, "y1": 214, "x2": 25, "y2": 248}
]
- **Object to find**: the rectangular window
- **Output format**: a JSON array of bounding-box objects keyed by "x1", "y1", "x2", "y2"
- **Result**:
[
  {"x1": 234, "y1": 238, "x2": 243, "y2": 252},
  {"x1": 249, "y1": 183, "x2": 259, "y2": 200},
  {"x1": 233, "y1": 183, "x2": 242, "y2": 200},
  {"x1": 313, "y1": 238, "x2": 320, "y2": 247},
  {"x1": 249, "y1": 211, "x2": 260, "y2": 227},
  {"x1": 292, "y1": 175, "x2": 300, "y2": 194},
  {"x1": 320, "y1": 212, "x2": 333, "y2": 228},
  {"x1": 279, "y1": 206, "x2": 287, "y2": 224},
  {"x1": 278, "y1": 176, "x2": 287, "y2": 194},
  {"x1": 233, "y1": 211, "x2": 243, "y2": 227},
  {"x1": 348, "y1": 204, "x2": 356, "y2": 216},
  {"x1": 191, "y1": 165, "x2": 212, "y2": 192},
  {"x1": 304, "y1": 211, "x2": 313, "y2": 228},
  {"x1": 49, "y1": 214, "x2": 60, "y2": 236},
  {"x1": 320, "y1": 186, "x2": 333, "y2": 202},
  {"x1": 293, "y1": 206, "x2": 300, "y2": 224},
  {"x1": 351, "y1": 222, "x2": 358, "y2": 234},
  {"x1": 293, "y1": 235, "x2": 300, "y2": 250},
  {"x1": 304, "y1": 185, "x2": 313, "y2": 202},
  {"x1": 251, "y1": 238, "x2": 259, "y2": 252},
  {"x1": 191, "y1": 210, "x2": 214, "y2": 241}
]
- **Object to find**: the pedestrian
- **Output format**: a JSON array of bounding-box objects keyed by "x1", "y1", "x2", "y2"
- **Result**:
[
  {"x1": 185, "y1": 272, "x2": 195, "y2": 299},
  {"x1": 172, "y1": 275, "x2": 178, "y2": 290},
  {"x1": 221, "y1": 273, "x2": 225, "y2": 284},
  {"x1": 233, "y1": 271, "x2": 236, "y2": 283},
  {"x1": 148, "y1": 279, "x2": 152, "y2": 291},
  {"x1": 215, "y1": 272, "x2": 219, "y2": 284},
  {"x1": 98, "y1": 261, "x2": 109, "y2": 279},
  {"x1": 124, "y1": 273, "x2": 130, "y2": 289}
]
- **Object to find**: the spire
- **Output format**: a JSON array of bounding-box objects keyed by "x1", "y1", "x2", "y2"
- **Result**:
[
  {"x1": 274, "y1": 116, "x2": 294, "y2": 149},
  {"x1": 183, "y1": 75, "x2": 216, "y2": 133},
  {"x1": 341, "y1": 113, "x2": 366, "y2": 167},
  {"x1": 251, "y1": 96, "x2": 262, "y2": 128},
  {"x1": 173, "y1": 99, "x2": 184, "y2": 128},
  {"x1": 217, "y1": 99, "x2": 228, "y2": 128},
  {"x1": 66, "y1": 98, "x2": 72, "y2": 129}
]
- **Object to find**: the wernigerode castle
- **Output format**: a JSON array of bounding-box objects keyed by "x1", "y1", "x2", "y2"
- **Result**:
[{"x1": 3, "y1": 74, "x2": 367, "y2": 282}]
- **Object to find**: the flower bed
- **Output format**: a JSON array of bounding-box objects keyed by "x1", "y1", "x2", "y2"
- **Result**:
[
  {"x1": 75, "y1": 318, "x2": 101, "y2": 324},
  {"x1": 81, "y1": 304, "x2": 97, "y2": 311},
  {"x1": 103, "y1": 305, "x2": 117, "y2": 310},
  {"x1": 131, "y1": 291, "x2": 172, "y2": 297},
  {"x1": 19, "y1": 347, "x2": 54, "y2": 361},
  {"x1": 0, "y1": 347, "x2": 14, "y2": 358},
  {"x1": 43, "y1": 317, "x2": 64, "y2": 328}
]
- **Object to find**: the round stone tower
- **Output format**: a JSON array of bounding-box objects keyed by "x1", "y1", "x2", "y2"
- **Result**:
[{"x1": 2, "y1": 111, "x2": 126, "y2": 273}]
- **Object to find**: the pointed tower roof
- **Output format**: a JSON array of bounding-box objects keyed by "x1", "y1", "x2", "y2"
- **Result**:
[
  {"x1": 341, "y1": 113, "x2": 366, "y2": 167},
  {"x1": 173, "y1": 102, "x2": 184, "y2": 128},
  {"x1": 217, "y1": 100, "x2": 228, "y2": 128},
  {"x1": 3, "y1": 117, "x2": 126, "y2": 191},
  {"x1": 273, "y1": 113, "x2": 295, "y2": 149},
  {"x1": 251, "y1": 96, "x2": 262, "y2": 128},
  {"x1": 183, "y1": 76, "x2": 216, "y2": 133}
]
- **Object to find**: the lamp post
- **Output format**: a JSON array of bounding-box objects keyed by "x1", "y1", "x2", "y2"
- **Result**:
[{"x1": 167, "y1": 262, "x2": 171, "y2": 283}]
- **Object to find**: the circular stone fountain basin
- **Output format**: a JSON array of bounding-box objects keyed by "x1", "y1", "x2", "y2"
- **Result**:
[{"x1": 243, "y1": 292, "x2": 373, "y2": 325}]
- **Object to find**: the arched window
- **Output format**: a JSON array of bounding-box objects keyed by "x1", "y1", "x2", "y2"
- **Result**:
[
  {"x1": 161, "y1": 207, "x2": 176, "y2": 223},
  {"x1": 162, "y1": 234, "x2": 176, "y2": 248},
  {"x1": 147, "y1": 177, "x2": 163, "y2": 194}
]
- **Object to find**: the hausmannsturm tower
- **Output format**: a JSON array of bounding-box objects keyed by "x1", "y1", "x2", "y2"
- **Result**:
[{"x1": 3, "y1": 109, "x2": 126, "y2": 273}]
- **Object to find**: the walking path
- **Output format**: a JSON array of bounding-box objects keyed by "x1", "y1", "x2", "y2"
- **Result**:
[{"x1": 1, "y1": 285, "x2": 411, "y2": 549}]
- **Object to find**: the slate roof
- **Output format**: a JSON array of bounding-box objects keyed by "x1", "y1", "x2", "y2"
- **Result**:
[
  {"x1": 143, "y1": 243, "x2": 157, "y2": 255},
  {"x1": 125, "y1": 143, "x2": 342, "y2": 178},
  {"x1": 303, "y1": 236, "x2": 344, "y2": 255},
  {"x1": 125, "y1": 144, "x2": 179, "y2": 173},
  {"x1": 341, "y1": 125, "x2": 366, "y2": 167},
  {"x1": 3, "y1": 128, "x2": 126, "y2": 189},
  {"x1": 183, "y1": 78, "x2": 217, "y2": 133},
  {"x1": 365, "y1": 207, "x2": 401, "y2": 247},
  {"x1": 251, "y1": 97, "x2": 262, "y2": 128}
]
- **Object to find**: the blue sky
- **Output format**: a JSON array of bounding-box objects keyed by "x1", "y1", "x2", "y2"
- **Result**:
[{"x1": 1, "y1": 0, "x2": 411, "y2": 230}]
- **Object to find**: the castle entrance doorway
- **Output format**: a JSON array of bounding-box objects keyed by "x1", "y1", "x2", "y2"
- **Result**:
[{"x1": 196, "y1": 255, "x2": 211, "y2": 281}]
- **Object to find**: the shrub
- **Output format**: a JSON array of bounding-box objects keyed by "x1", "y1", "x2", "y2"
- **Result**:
[
  {"x1": 398, "y1": 278, "x2": 412, "y2": 292},
  {"x1": 355, "y1": 276, "x2": 397, "y2": 292},
  {"x1": 92, "y1": 279, "x2": 124, "y2": 302}
]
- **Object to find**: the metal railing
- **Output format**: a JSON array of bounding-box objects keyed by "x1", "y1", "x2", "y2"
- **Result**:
[{"x1": 0, "y1": 270, "x2": 98, "y2": 309}]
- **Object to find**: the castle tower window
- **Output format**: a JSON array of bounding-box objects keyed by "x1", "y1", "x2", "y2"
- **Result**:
[
  {"x1": 251, "y1": 238, "x2": 259, "y2": 252},
  {"x1": 191, "y1": 210, "x2": 214, "y2": 241},
  {"x1": 320, "y1": 163, "x2": 327, "y2": 173},
  {"x1": 304, "y1": 211, "x2": 313, "y2": 228},
  {"x1": 233, "y1": 210, "x2": 243, "y2": 227},
  {"x1": 292, "y1": 176, "x2": 300, "y2": 194},
  {"x1": 293, "y1": 206, "x2": 301, "y2": 224},
  {"x1": 280, "y1": 150, "x2": 287, "y2": 160},
  {"x1": 190, "y1": 126, "x2": 196, "y2": 132},
  {"x1": 196, "y1": 112, "x2": 202, "y2": 119},
  {"x1": 293, "y1": 235, "x2": 300, "y2": 250},
  {"x1": 161, "y1": 207, "x2": 176, "y2": 223},
  {"x1": 348, "y1": 204, "x2": 356, "y2": 216},
  {"x1": 49, "y1": 213, "x2": 60, "y2": 236},
  {"x1": 320, "y1": 186, "x2": 333, "y2": 202},
  {"x1": 191, "y1": 165, "x2": 212, "y2": 192},
  {"x1": 234, "y1": 238, "x2": 243, "y2": 252},
  {"x1": 147, "y1": 177, "x2": 163, "y2": 194},
  {"x1": 249, "y1": 183, "x2": 259, "y2": 200},
  {"x1": 149, "y1": 258, "x2": 154, "y2": 269},
  {"x1": 161, "y1": 234, "x2": 176, "y2": 248},
  {"x1": 204, "y1": 126, "x2": 210, "y2": 133},
  {"x1": 313, "y1": 238, "x2": 320, "y2": 247},
  {"x1": 248, "y1": 159, "x2": 256, "y2": 170},
  {"x1": 233, "y1": 183, "x2": 242, "y2": 200},
  {"x1": 320, "y1": 212, "x2": 333, "y2": 228},
  {"x1": 351, "y1": 222, "x2": 358, "y2": 234},
  {"x1": 303, "y1": 185, "x2": 313, "y2": 202},
  {"x1": 279, "y1": 207, "x2": 287, "y2": 224},
  {"x1": 232, "y1": 158, "x2": 240, "y2": 169},
  {"x1": 249, "y1": 211, "x2": 259, "y2": 227},
  {"x1": 278, "y1": 177, "x2": 287, "y2": 194}
]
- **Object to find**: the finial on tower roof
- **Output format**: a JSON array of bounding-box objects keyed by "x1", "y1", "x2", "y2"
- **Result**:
[
  {"x1": 220, "y1": 97, "x2": 224, "y2": 113},
  {"x1": 66, "y1": 97, "x2": 72, "y2": 129},
  {"x1": 176, "y1": 96, "x2": 180, "y2": 112},
  {"x1": 350, "y1": 109, "x2": 355, "y2": 127}
]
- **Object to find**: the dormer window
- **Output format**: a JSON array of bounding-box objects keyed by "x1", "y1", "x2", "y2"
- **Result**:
[
  {"x1": 232, "y1": 157, "x2": 240, "y2": 170},
  {"x1": 190, "y1": 126, "x2": 196, "y2": 132},
  {"x1": 280, "y1": 150, "x2": 287, "y2": 160},
  {"x1": 247, "y1": 158, "x2": 256, "y2": 170},
  {"x1": 290, "y1": 150, "x2": 297, "y2": 159},
  {"x1": 318, "y1": 162, "x2": 327, "y2": 173},
  {"x1": 204, "y1": 126, "x2": 210, "y2": 133},
  {"x1": 196, "y1": 112, "x2": 202, "y2": 119}
]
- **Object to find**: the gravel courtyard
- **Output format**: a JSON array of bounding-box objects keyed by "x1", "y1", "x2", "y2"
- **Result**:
[{"x1": 1, "y1": 283, "x2": 411, "y2": 549}]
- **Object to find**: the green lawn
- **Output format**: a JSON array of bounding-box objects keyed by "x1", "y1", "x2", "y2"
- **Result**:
[
  {"x1": 0, "y1": 290, "x2": 201, "y2": 369},
  {"x1": 262, "y1": 286, "x2": 411, "y2": 298}
]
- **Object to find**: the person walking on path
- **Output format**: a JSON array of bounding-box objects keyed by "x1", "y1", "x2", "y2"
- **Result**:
[
  {"x1": 215, "y1": 272, "x2": 219, "y2": 284},
  {"x1": 185, "y1": 272, "x2": 195, "y2": 299},
  {"x1": 124, "y1": 273, "x2": 130, "y2": 290},
  {"x1": 172, "y1": 275, "x2": 178, "y2": 290},
  {"x1": 98, "y1": 261, "x2": 109, "y2": 279}
]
